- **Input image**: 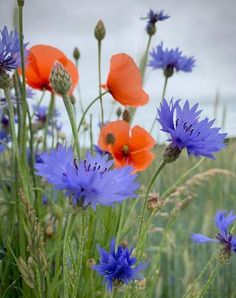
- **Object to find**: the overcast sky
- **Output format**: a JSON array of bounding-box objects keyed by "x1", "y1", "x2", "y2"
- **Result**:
[{"x1": 1, "y1": 0, "x2": 236, "y2": 135}]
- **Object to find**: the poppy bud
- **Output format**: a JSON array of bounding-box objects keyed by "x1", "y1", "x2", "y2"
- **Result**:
[
  {"x1": 94, "y1": 20, "x2": 106, "y2": 41},
  {"x1": 116, "y1": 107, "x2": 122, "y2": 118},
  {"x1": 17, "y1": 0, "x2": 24, "y2": 7},
  {"x1": 122, "y1": 109, "x2": 131, "y2": 123},
  {"x1": 0, "y1": 70, "x2": 11, "y2": 90},
  {"x1": 162, "y1": 144, "x2": 181, "y2": 163},
  {"x1": 45, "y1": 222, "x2": 54, "y2": 238},
  {"x1": 58, "y1": 131, "x2": 66, "y2": 140},
  {"x1": 50, "y1": 61, "x2": 72, "y2": 95},
  {"x1": 73, "y1": 47, "x2": 80, "y2": 61},
  {"x1": 87, "y1": 258, "x2": 96, "y2": 268}
]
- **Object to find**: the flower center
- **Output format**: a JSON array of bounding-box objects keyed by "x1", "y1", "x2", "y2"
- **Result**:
[
  {"x1": 83, "y1": 159, "x2": 108, "y2": 174},
  {"x1": 122, "y1": 145, "x2": 130, "y2": 157}
]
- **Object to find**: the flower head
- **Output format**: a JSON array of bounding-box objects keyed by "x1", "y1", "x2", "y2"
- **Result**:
[
  {"x1": 98, "y1": 120, "x2": 155, "y2": 172},
  {"x1": 102, "y1": 54, "x2": 149, "y2": 107},
  {"x1": 149, "y1": 43, "x2": 195, "y2": 76},
  {"x1": 142, "y1": 9, "x2": 169, "y2": 35},
  {"x1": 191, "y1": 210, "x2": 236, "y2": 257},
  {"x1": 0, "y1": 26, "x2": 28, "y2": 72},
  {"x1": 157, "y1": 99, "x2": 227, "y2": 159},
  {"x1": 24, "y1": 45, "x2": 78, "y2": 94},
  {"x1": 93, "y1": 239, "x2": 146, "y2": 291},
  {"x1": 35, "y1": 145, "x2": 139, "y2": 210}
]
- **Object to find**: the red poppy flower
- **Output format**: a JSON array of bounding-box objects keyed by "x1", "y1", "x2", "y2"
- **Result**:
[
  {"x1": 24, "y1": 45, "x2": 78, "y2": 94},
  {"x1": 98, "y1": 120, "x2": 155, "y2": 172},
  {"x1": 102, "y1": 54, "x2": 149, "y2": 107}
]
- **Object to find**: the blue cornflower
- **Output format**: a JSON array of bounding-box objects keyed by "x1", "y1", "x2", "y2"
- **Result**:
[
  {"x1": 35, "y1": 145, "x2": 139, "y2": 210},
  {"x1": 0, "y1": 129, "x2": 10, "y2": 153},
  {"x1": 191, "y1": 210, "x2": 236, "y2": 257},
  {"x1": 149, "y1": 43, "x2": 195, "y2": 76},
  {"x1": 33, "y1": 105, "x2": 60, "y2": 123},
  {"x1": 157, "y1": 99, "x2": 227, "y2": 160},
  {"x1": 26, "y1": 87, "x2": 35, "y2": 99},
  {"x1": 0, "y1": 26, "x2": 28, "y2": 72},
  {"x1": 142, "y1": 9, "x2": 169, "y2": 35},
  {"x1": 93, "y1": 239, "x2": 146, "y2": 291}
]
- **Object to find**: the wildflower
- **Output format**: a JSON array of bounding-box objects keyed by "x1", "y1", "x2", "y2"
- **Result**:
[
  {"x1": 24, "y1": 45, "x2": 78, "y2": 94},
  {"x1": 142, "y1": 9, "x2": 169, "y2": 35},
  {"x1": 102, "y1": 54, "x2": 149, "y2": 107},
  {"x1": 0, "y1": 129, "x2": 10, "y2": 153},
  {"x1": 98, "y1": 120, "x2": 155, "y2": 172},
  {"x1": 149, "y1": 43, "x2": 195, "y2": 77},
  {"x1": 157, "y1": 99, "x2": 227, "y2": 159},
  {"x1": 93, "y1": 239, "x2": 146, "y2": 291},
  {"x1": 35, "y1": 145, "x2": 139, "y2": 210},
  {"x1": 32, "y1": 104, "x2": 62, "y2": 132},
  {"x1": 0, "y1": 26, "x2": 28, "y2": 72},
  {"x1": 191, "y1": 210, "x2": 236, "y2": 258}
]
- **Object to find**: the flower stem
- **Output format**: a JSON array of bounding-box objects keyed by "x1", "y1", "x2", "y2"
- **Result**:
[
  {"x1": 62, "y1": 93, "x2": 81, "y2": 157},
  {"x1": 77, "y1": 91, "x2": 109, "y2": 137},
  {"x1": 98, "y1": 40, "x2": 104, "y2": 125},
  {"x1": 63, "y1": 212, "x2": 77, "y2": 298},
  {"x1": 140, "y1": 35, "x2": 152, "y2": 79},
  {"x1": 18, "y1": 4, "x2": 28, "y2": 167},
  {"x1": 137, "y1": 160, "x2": 166, "y2": 252},
  {"x1": 43, "y1": 93, "x2": 55, "y2": 150},
  {"x1": 149, "y1": 76, "x2": 168, "y2": 134}
]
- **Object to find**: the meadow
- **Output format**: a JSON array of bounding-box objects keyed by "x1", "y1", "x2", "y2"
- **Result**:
[{"x1": 0, "y1": 2, "x2": 235, "y2": 298}]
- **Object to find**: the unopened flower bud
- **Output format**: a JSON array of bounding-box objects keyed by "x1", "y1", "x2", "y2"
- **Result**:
[
  {"x1": 37, "y1": 136, "x2": 44, "y2": 143},
  {"x1": 120, "y1": 240, "x2": 128, "y2": 249},
  {"x1": 162, "y1": 144, "x2": 181, "y2": 163},
  {"x1": 0, "y1": 70, "x2": 11, "y2": 90},
  {"x1": 50, "y1": 61, "x2": 72, "y2": 95},
  {"x1": 73, "y1": 47, "x2": 80, "y2": 61},
  {"x1": 45, "y1": 222, "x2": 54, "y2": 238},
  {"x1": 122, "y1": 109, "x2": 131, "y2": 123},
  {"x1": 94, "y1": 20, "x2": 106, "y2": 41},
  {"x1": 87, "y1": 258, "x2": 96, "y2": 268},
  {"x1": 17, "y1": 0, "x2": 25, "y2": 7},
  {"x1": 116, "y1": 107, "x2": 122, "y2": 118},
  {"x1": 58, "y1": 131, "x2": 66, "y2": 140}
]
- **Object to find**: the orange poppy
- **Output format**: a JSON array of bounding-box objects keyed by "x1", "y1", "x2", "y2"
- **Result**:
[
  {"x1": 102, "y1": 54, "x2": 149, "y2": 107},
  {"x1": 24, "y1": 45, "x2": 78, "y2": 94},
  {"x1": 98, "y1": 120, "x2": 155, "y2": 172}
]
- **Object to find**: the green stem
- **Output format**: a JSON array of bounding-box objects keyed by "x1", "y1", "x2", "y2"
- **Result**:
[
  {"x1": 89, "y1": 114, "x2": 93, "y2": 153},
  {"x1": 4, "y1": 88, "x2": 28, "y2": 258},
  {"x1": 43, "y1": 93, "x2": 55, "y2": 151},
  {"x1": 140, "y1": 35, "x2": 152, "y2": 79},
  {"x1": 77, "y1": 91, "x2": 109, "y2": 137},
  {"x1": 137, "y1": 160, "x2": 166, "y2": 251},
  {"x1": 98, "y1": 40, "x2": 104, "y2": 125},
  {"x1": 161, "y1": 157, "x2": 205, "y2": 200},
  {"x1": 18, "y1": 4, "x2": 28, "y2": 167},
  {"x1": 149, "y1": 76, "x2": 168, "y2": 134},
  {"x1": 62, "y1": 93, "x2": 81, "y2": 158},
  {"x1": 196, "y1": 262, "x2": 221, "y2": 298},
  {"x1": 63, "y1": 212, "x2": 77, "y2": 298},
  {"x1": 130, "y1": 35, "x2": 152, "y2": 123},
  {"x1": 72, "y1": 212, "x2": 86, "y2": 298}
]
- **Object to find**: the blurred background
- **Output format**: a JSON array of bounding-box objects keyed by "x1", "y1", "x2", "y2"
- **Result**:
[{"x1": 1, "y1": 0, "x2": 236, "y2": 141}]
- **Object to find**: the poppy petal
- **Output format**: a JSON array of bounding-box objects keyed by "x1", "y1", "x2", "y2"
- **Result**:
[
  {"x1": 130, "y1": 151, "x2": 155, "y2": 172},
  {"x1": 130, "y1": 125, "x2": 156, "y2": 153},
  {"x1": 106, "y1": 54, "x2": 149, "y2": 107}
]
